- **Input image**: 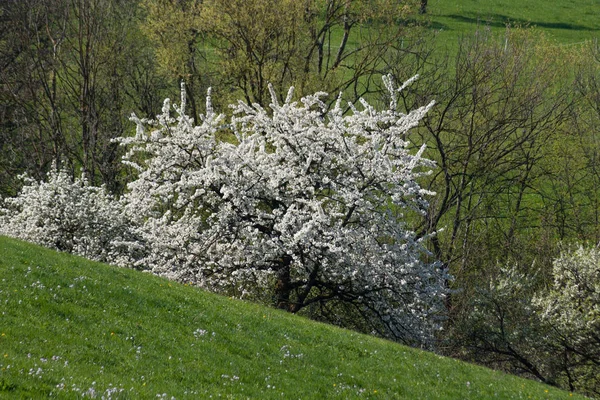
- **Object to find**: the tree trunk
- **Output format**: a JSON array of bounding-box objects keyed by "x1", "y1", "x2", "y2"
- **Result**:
[{"x1": 275, "y1": 255, "x2": 293, "y2": 311}]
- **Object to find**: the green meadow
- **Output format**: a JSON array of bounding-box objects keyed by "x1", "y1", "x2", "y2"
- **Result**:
[
  {"x1": 426, "y1": 0, "x2": 599, "y2": 49},
  {"x1": 0, "y1": 236, "x2": 584, "y2": 399}
]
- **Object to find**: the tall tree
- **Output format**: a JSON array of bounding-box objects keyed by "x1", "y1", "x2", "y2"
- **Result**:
[
  {"x1": 0, "y1": 0, "x2": 69, "y2": 193},
  {"x1": 384, "y1": 28, "x2": 573, "y2": 311},
  {"x1": 200, "y1": 0, "x2": 423, "y2": 105},
  {"x1": 141, "y1": 0, "x2": 207, "y2": 122},
  {"x1": 0, "y1": 0, "x2": 162, "y2": 193}
]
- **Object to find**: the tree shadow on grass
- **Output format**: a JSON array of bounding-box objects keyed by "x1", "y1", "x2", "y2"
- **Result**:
[
  {"x1": 443, "y1": 13, "x2": 599, "y2": 32},
  {"x1": 428, "y1": 21, "x2": 450, "y2": 30}
]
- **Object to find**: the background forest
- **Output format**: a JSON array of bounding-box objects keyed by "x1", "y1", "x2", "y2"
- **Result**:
[{"x1": 1, "y1": 0, "x2": 599, "y2": 397}]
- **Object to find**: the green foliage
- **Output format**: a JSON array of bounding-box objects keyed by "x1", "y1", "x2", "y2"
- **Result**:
[
  {"x1": 0, "y1": 236, "x2": 582, "y2": 399},
  {"x1": 384, "y1": 27, "x2": 576, "y2": 286},
  {"x1": 140, "y1": 0, "x2": 208, "y2": 121},
  {"x1": 196, "y1": 0, "x2": 424, "y2": 106}
]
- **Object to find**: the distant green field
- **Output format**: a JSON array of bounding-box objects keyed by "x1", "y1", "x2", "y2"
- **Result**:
[
  {"x1": 426, "y1": 0, "x2": 600, "y2": 49},
  {"x1": 0, "y1": 236, "x2": 584, "y2": 399}
]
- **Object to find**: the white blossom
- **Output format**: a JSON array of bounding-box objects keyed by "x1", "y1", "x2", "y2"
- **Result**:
[
  {"x1": 0, "y1": 168, "x2": 141, "y2": 267},
  {"x1": 534, "y1": 245, "x2": 600, "y2": 353}
]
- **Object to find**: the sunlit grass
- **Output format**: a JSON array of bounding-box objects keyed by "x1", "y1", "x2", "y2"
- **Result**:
[{"x1": 0, "y1": 236, "x2": 584, "y2": 398}]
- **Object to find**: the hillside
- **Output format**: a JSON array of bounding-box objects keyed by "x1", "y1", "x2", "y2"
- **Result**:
[{"x1": 0, "y1": 236, "x2": 584, "y2": 399}]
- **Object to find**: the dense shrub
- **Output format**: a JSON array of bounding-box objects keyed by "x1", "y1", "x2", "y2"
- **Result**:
[
  {"x1": 456, "y1": 247, "x2": 600, "y2": 396},
  {"x1": 0, "y1": 168, "x2": 141, "y2": 266},
  {"x1": 534, "y1": 246, "x2": 600, "y2": 395}
]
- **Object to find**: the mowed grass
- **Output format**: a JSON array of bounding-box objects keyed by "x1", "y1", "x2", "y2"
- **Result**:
[
  {"x1": 0, "y1": 236, "x2": 584, "y2": 399},
  {"x1": 426, "y1": 0, "x2": 600, "y2": 49}
]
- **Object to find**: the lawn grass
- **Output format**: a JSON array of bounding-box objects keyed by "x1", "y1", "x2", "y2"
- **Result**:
[
  {"x1": 0, "y1": 236, "x2": 585, "y2": 399},
  {"x1": 425, "y1": 0, "x2": 600, "y2": 51}
]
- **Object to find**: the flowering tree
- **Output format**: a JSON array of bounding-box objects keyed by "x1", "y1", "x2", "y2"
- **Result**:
[
  {"x1": 119, "y1": 76, "x2": 447, "y2": 345},
  {"x1": 0, "y1": 168, "x2": 140, "y2": 266}
]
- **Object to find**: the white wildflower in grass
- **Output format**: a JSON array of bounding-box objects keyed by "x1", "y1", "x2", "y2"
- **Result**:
[
  {"x1": 118, "y1": 75, "x2": 448, "y2": 347},
  {"x1": 193, "y1": 329, "x2": 208, "y2": 338}
]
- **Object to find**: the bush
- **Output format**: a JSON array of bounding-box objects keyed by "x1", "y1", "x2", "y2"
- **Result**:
[
  {"x1": 0, "y1": 168, "x2": 141, "y2": 266},
  {"x1": 456, "y1": 247, "x2": 599, "y2": 396},
  {"x1": 534, "y1": 246, "x2": 600, "y2": 395}
]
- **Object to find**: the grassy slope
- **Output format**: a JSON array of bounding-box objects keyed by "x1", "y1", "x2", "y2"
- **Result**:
[
  {"x1": 426, "y1": 0, "x2": 600, "y2": 50},
  {"x1": 0, "y1": 236, "x2": 584, "y2": 399}
]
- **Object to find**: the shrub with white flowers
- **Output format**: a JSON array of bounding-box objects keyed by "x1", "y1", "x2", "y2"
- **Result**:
[
  {"x1": 534, "y1": 246, "x2": 600, "y2": 393},
  {"x1": 458, "y1": 248, "x2": 599, "y2": 395},
  {"x1": 0, "y1": 168, "x2": 141, "y2": 266},
  {"x1": 119, "y1": 76, "x2": 448, "y2": 345},
  {"x1": 535, "y1": 246, "x2": 599, "y2": 350}
]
